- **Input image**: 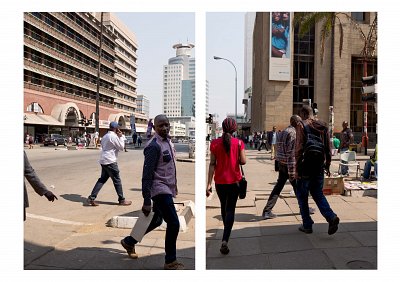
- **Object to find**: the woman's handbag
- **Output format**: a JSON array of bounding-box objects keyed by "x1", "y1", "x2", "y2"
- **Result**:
[{"x1": 238, "y1": 141, "x2": 247, "y2": 199}]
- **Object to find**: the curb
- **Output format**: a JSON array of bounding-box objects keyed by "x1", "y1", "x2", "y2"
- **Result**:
[{"x1": 109, "y1": 200, "x2": 195, "y2": 232}]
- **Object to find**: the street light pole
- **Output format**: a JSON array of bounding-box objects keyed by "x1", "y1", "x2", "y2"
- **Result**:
[
  {"x1": 213, "y1": 56, "x2": 237, "y2": 121},
  {"x1": 95, "y1": 12, "x2": 104, "y2": 134}
]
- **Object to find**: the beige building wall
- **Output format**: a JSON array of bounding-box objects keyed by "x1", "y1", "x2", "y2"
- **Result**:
[
  {"x1": 252, "y1": 13, "x2": 293, "y2": 132},
  {"x1": 253, "y1": 12, "x2": 377, "y2": 136}
]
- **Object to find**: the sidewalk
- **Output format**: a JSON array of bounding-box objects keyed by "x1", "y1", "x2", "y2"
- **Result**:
[{"x1": 206, "y1": 149, "x2": 377, "y2": 269}]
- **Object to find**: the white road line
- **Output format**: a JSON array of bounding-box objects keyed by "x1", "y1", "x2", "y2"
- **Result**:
[{"x1": 26, "y1": 213, "x2": 91, "y2": 226}]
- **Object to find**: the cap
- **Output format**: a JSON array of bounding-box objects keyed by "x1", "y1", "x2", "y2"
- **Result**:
[{"x1": 110, "y1": 121, "x2": 119, "y2": 129}]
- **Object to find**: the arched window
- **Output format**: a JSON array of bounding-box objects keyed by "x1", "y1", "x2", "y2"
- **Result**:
[{"x1": 26, "y1": 102, "x2": 44, "y2": 113}]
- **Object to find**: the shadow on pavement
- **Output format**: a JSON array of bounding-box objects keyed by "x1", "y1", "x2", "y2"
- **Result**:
[
  {"x1": 206, "y1": 221, "x2": 377, "y2": 269},
  {"x1": 24, "y1": 241, "x2": 195, "y2": 270}
]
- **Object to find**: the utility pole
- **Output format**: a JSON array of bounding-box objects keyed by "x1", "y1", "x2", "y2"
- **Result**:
[{"x1": 95, "y1": 12, "x2": 104, "y2": 134}]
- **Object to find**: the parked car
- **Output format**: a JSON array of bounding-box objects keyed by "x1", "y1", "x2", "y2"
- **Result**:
[{"x1": 43, "y1": 134, "x2": 66, "y2": 146}]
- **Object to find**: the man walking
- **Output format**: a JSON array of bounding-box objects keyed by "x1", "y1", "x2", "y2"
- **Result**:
[
  {"x1": 120, "y1": 114, "x2": 184, "y2": 270},
  {"x1": 262, "y1": 115, "x2": 300, "y2": 219},
  {"x1": 87, "y1": 121, "x2": 132, "y2": 206},
  {"x1": 295, "y1": 105, "x2": 339, "y2": 235},
  {"x1": 258, "y1": 131, "x2": 268, "y2": 151}
]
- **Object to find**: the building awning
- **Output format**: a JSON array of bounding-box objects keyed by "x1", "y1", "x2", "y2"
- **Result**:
[{"x1": 24, "y1": 113, "x2": 63, "y2": 126}]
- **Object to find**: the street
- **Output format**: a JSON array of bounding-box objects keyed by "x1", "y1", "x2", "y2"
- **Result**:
[{"x1": 24, "y1": 146, "x2": 195, "y2": 270}]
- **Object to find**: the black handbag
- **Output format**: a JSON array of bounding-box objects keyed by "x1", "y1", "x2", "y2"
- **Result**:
[{"x1": 238, "y1": 142, "x2": 247, "y2": 199}]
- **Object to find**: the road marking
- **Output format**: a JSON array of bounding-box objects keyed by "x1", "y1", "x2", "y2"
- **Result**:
[{"x1": 26, "y1": 213, "x2": 91, "y2": 226}]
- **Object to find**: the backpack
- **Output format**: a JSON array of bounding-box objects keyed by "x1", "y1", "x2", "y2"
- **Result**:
[{"x1": 300, "y1": 121, "x2": 325, "y2": 176}]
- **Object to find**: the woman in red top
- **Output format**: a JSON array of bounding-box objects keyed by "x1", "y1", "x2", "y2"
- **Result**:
[{"x1": 206, "y1": 118, "x2": 246, "y2": 255}]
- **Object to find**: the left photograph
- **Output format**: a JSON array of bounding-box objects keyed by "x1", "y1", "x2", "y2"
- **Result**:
[{"x1": 23, "y1": 12, "x2": 195, "y2": 270}]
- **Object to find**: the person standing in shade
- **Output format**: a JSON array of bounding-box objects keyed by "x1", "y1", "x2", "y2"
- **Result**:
[
  {"x1": 295, "y1": 105, "x2": 339, "y2": 235},
  {"x1": 120, "y1": 115, "x2": 184, "y2": 270},
  {"x1": 267, "y1": 126, "x2": 278, "y2": 160},
  {"x1": 87, "y1": 122, "x2": 132, "y2": 206},
  {"x1": 206, "y1": 117, "x2": 246, "y2": 255},
  {"x1": 24, "y1": 151, "x2": 58, "y2": 221},
  {"x1": 137, "y1": 135, "x2": 142, "y2": 147},
  {"x1": 339, "y1": 121, "x2": 354, "y2": 175}
]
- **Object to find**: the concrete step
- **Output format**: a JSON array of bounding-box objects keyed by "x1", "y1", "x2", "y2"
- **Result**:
[{"x1": 109, "y1": 200, "x2": 195, "y2": 232}]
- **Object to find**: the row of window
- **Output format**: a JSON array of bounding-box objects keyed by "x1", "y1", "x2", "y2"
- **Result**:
[
  {"x1": 24, "y1": 70, "x2": 114, "y2": 105},
  {"x1": 30, "y1": 13, "x2": 115, "y2": 62},
  {"x1": 25, "y1": 24, "x2": 115, "y2": 75},
  {"x1": 118, "y1": 46, "x2": 137, "y2": 63},
  {"x1": 115, "y1": 56, "x2": 137, "y2": 73},
  {"x1": 114, "y1": 29, "x2": 137, "y2": 53},
  {"x1": 25, "y1": 48, "x2": 114, "y2": 90}
]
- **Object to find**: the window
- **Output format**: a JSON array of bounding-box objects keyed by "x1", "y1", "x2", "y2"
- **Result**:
[
  {"x1": 26, "y1": 102, "x2": 44, "y2": 113},
  {"x1": 351, "y1": 12, "x2": 365, "y2": 23}
]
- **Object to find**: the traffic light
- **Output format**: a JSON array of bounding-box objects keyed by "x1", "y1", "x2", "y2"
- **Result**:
[{"x1": 361, "y1": 75, "x2": 377, "y2": 103}]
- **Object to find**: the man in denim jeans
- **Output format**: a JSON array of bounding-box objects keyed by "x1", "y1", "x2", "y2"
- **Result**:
[
  {"x1": 120, "y1": 115, "x2": 184, "y2": 270},
  {"x1": 295, "y1": 105, "x2": 339, "y2": 235},
  {"x1": 87, "y1": 121, "x2": 132, "y2": 206}
]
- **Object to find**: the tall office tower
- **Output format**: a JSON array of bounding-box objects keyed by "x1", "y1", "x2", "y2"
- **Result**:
[
  {"x1": 136, "y1": 94, "x2": 150, "y2": 118},
  {"x1": 94, "y1": 13, "x2": 138, "y2": 116},
  {"x1": 243, "y1": 12, "x2": 256, "y2": 122},
  {"x1": 162, "y1": 43, "x2": 195, "y2": 117}
]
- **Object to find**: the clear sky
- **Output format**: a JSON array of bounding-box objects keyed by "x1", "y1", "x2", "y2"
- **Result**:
[
  {"x1": 206, "y1": 12, "x2": 245, "y2": 123},
  {"x1": 116, "y1": 12, "x2": 195, "y2": 118}
]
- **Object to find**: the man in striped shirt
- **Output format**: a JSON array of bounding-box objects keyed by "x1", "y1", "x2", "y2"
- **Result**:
[{"x1": 262, "y1": 115, "x2": 301, "y2": 219}]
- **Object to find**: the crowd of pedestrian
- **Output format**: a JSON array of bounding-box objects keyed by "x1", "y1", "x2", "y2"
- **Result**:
[{"x1": 207, "y1": 105, "x2": 344, "y2": 255}]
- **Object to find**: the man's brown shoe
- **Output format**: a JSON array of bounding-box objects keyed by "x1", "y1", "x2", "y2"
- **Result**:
[
  {"x1": 120, "y1": 239, "x2": 138, "y2": 259},
  {"x1": 87, "y1": 198, "x2": 99, "y2": 206},
  {"x1": 164, "y1": 260, "x2": 185, "y2": 270},
  {"x1": 118, "y1": 200, "x2": 132, "y2": 206}
]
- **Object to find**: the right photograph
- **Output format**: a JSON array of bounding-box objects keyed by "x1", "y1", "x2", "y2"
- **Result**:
[{"x1": 206, "y1": 12, "x2": 377, "y2": 269}]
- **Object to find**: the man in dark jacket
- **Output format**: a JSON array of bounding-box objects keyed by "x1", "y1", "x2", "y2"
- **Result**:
[
  {"x1": 24, "y1": 151, "x2": 58, "y2": 221},
  {"x1": 295, "y1": 105, "x2": 339, "y2": 235}
]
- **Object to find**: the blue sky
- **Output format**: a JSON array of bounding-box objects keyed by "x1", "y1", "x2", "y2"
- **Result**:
[
  {"x1": 116, "y1": 12, "x2": 195, "y2": 118},
  {"x1": 207, "y1": 12, "x2": 245, "y2": 123}
]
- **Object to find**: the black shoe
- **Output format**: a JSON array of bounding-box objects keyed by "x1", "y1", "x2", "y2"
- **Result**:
[
  {"x1": 328, "y1": 216, "x2": 340, "y2": 235},
  {"x1": 120, "y1": 239, "x2": 138, "y2": 259},
  {"x1": 298, "y1": 225, "x2": 313, "y2": 234},
  {"x1": 220, "y1": 242, "x2": 230, "y2": 255}
]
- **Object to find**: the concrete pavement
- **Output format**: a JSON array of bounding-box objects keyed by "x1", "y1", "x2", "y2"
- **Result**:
[
  {"x1": 24, "y1": 147, "x2": 195, "y2": 270},
  {"x1": 206, "y1": 149, "x2": 377, "y2": 269}
]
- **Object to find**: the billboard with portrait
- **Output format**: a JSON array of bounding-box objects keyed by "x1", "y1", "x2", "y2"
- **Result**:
[{"x1": 269, "y1": 12, "x2": 291, "y2": 81}]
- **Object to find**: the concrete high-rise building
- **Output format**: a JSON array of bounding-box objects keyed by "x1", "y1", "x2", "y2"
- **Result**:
[
  {"x1": 243, "y1": 12, "x2": 256, "y2": 123},
  {"x1": 23, "y1": 12, "x2": 148, "y2": 139},
  {"x1": 251, "y1": 12, "x2": 377, "y2": 147},
  {"x1": 136, "y1": 94, "x2": 150, "y2": 118},
  {"x1": 163, "y1": 43, "x2": 195, "y2": 117},
  {"x1": 94, "y1": 12, "x2": 148, "y2": 133}
]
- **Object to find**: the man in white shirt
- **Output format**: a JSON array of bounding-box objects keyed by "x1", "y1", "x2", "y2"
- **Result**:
[{"x1": 87, "y1": 122, "x2": 132, "y2": 206}]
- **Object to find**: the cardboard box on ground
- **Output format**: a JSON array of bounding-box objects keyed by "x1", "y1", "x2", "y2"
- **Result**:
[{"x1": 323, "y1": 176, "x2": 344, "y2": 195}]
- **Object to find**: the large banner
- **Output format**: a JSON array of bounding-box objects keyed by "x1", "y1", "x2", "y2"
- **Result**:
[{"x1": 269, "y1": 12, "x2": 291, "y2": 81}]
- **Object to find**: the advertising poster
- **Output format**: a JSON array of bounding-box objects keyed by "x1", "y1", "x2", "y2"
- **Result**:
[{"x1": 269, "y1": 12, "x2": 291, "y2": 81}]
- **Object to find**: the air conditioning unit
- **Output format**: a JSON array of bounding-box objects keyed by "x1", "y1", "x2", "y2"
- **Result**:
[{"x1": 299, "y1": 78, "x2": 309, "y2": 86}]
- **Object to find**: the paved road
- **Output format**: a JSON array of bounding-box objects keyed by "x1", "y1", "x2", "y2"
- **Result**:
[{"x1": 24, "y1": 147, "x2": 195, "y2": 270}]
